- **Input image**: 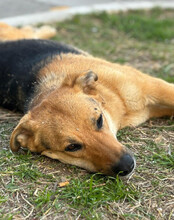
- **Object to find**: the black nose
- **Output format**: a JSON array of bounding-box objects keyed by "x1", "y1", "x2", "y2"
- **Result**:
[{"x1": 112, "y1": 153, "x2": 135, "y2": 176}]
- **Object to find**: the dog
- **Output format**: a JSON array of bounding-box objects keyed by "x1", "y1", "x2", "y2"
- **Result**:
[
  {"x1": 0, "y1": 38, "x2": 174, "y2": 176},
  {"x1": 0, "y1": 22, "x2": 56, "y2": 41}
]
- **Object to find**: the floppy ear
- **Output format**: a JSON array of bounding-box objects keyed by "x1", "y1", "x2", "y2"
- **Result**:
[
  {"x1": 76, "y1": 70, "x2": 98, "y2": 93},
  {"x1": 10, "y1": 113, "x2": 37, "y2": 152}
]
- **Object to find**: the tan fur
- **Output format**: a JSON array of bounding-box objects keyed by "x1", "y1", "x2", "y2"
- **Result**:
[
  {"x1": 0, "y1": 22, "x2": 56, "y2": 41},
  {"x1": 10, "y1": 53, "x2": 174, "y2": 175}
]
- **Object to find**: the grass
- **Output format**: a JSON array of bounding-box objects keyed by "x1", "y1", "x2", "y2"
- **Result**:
[
  {"x1": 97, "y1": 9, "x2": 174, "y2": 42},
  {"x1": 33, "y1": 175, "x2": 138, "y2": 219},
  {"x1": 152, "y1": 151, "x2": 174, "y2": 168},
  {"x1": 0, "y1": 7, "x2": 174, "y2": 220},
  {"x1": 58, "y1": 175, "x2": 138, "y2": 216}
]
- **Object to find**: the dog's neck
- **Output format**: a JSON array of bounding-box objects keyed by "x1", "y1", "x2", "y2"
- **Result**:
[
  {"x1": 27, "y1": 72, "x2": 64, "y2": 110},
  {"x1": 38, "y1": 71, "x2": 66, "y2": 91}
]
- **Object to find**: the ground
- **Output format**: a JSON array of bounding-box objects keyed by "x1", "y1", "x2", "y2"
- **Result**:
[{"x1": 0, "y1": 8, "x2": 174, "y2": 220}]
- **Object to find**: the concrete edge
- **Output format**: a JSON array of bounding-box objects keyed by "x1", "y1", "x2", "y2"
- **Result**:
[{"x1": 1, "y1": 1, "x2": 174, "y2": 26}]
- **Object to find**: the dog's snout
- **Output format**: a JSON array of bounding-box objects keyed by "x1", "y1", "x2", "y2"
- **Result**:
[{"x1": 112, "y1": 153, "x2": 135, "y2": 176}]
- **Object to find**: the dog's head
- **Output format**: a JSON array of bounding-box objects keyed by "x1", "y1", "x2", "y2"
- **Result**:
[{"x1": 10, "y1": 71, "x2": 135, "y2": 176}]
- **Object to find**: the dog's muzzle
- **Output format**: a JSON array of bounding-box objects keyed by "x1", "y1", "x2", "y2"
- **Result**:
[{"x1": 112, "y1": 153, "x2": 135, "y2": 176}]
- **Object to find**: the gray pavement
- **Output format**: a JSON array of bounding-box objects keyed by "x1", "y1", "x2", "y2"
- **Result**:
[
  {"x1": 0, "y1": 0, "x2": 174, "y2": 26},
  {"x1": 0, "y1": 0, "x2": 116, "y2": 18}
]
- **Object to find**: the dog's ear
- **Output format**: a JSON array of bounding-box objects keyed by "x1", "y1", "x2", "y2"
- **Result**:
[
  {"x1": 75, "y1": 70, "x2": 98, "y2": 93},
  {"x1": 10, "y1": 113, "x2": 38, "y2": 152}
]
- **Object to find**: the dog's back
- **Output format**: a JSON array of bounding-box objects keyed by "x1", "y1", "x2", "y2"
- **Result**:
[{"x1": 0, "y1": 40, "x2": 83, "y2": 111}]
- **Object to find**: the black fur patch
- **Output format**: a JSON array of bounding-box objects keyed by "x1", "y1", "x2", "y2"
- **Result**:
[{"x1": 0, "y1": 40, "x2": 82, "y2": 112}]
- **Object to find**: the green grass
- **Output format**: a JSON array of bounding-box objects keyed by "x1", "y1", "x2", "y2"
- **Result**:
[
  {"x1": 32, "y1": 174, "x2": 138, "y2": 219},
  {"x1": 59, "y1": 175, "x2": 138, "y2": 217},
  {"x1": 152, "y1": 151, "x2": 174, "y2": 168},
  {"x1": 0, "y1": 149, "x2": 53, "y2": 183},
  {"x1": 54, "y1": 7, "x2": 174, "y2": 43},
  {"x1": 0, "y1": 195, "x2": 7, "y2": 204},
  {"x1": 34, "y1": 187, "x2": 53, "y2": 208},
  {"x1": 0, "y1": 8, "x2": 174, "y2": 220},
  {"x1": 14, "y1": 164, "x2": 44, "y2": 181},
  {"x1": 97, "y1": 8, "x2": 174, "y2": 42},
  {"x1": 0, "y1": 213, "x2": 13, "y2": 220}
]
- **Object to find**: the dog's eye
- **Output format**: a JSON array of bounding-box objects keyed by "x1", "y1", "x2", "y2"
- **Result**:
[
  {"x1": 96, "y1": 114, "x2": 103, "y2": 130},
  {"x1": 65, "y1": 144, "x2": 82, "y2": 152}
]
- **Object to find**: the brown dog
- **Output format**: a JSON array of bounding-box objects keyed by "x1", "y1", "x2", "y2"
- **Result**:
[
  {"x1": 0, "y1": 22, "x2": 56, "y2": 41},
  {"x1": 0, "y1": 38, "x2": 173, "y2": 176}
]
